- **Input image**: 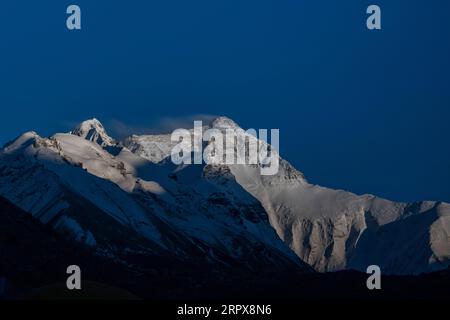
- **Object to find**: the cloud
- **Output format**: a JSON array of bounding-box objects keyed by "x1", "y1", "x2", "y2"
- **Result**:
[
  {"x1": 107, "y1": 114, "x2": 220, "y2": 139},
  {"x1": 152, "y1": 114, "x2": 219, "y2": 132}
]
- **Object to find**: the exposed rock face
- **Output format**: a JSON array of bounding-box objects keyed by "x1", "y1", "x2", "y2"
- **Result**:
[{"x1": 71, "y1": 118, "x2": 116, "y2": 147}]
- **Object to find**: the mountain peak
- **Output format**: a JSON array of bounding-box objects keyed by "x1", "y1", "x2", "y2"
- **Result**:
[
  {"x1": 75, "y1": 118, "x2": 104, "y2": 130},
  {"x1": 210, "y1": 116, "x2": 240, "y2": 130},
  {"x1": 71, "y1": 118, "x2": 116, "y2": 147},
  {"x1": 2, "y1": 131, "x2": 41, "y2": 153}
]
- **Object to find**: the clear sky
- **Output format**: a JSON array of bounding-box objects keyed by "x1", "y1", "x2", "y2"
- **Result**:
[{"x1": 1, "y1": 1, "x2": 449, "y2": 202}]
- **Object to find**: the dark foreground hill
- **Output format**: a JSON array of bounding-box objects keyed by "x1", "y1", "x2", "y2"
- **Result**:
[{"x1": 1, "y1": 196, "x2": 449, "y2": 300}]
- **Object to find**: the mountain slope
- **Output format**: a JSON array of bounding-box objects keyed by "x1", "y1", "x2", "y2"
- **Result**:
[
  {"x1": 0, "y1": 129, "x2": 311, "y2": 274},
  {"x1": 2, "y1": 117, "x2": 449, "y2": 276},
  {"x1": 122, "y1": 134, "x2": 176, "y2": 164},
  {"x1": 122, "y1": 116, "x2": 450, "y2": 274},
  {"x1": 0, "y1": 132, "x2": 164, "y2": 249},
  {"x1": 214, "y1": 118, "x2": 450, "y2": 274},
  {"x1": 3, "y1": 194, "x2": 449, "y2": 300}
]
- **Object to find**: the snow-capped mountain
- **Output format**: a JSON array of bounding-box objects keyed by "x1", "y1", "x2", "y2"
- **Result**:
[
  {"x1": 117, "y1": 116, "x2": 450, "y2": 275},
  {"x1": 71, "y1": 118, "x2": 116, "y2": 147},
  {"x1": 1, "y1": 117, "x2": 449, "y2": 276},
  {"x1": 212, "y1": 118, "x2": 450, "y2": 274},
  {"x1": 0, "y1": 132, "x2": 165, "y2": 251},
  {"x1": 0, "y1": 124, "x2": 310, "y2": 274}
]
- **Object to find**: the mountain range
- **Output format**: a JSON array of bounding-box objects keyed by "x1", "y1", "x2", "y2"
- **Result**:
[{"x1": 1, "y1": 116, "x2": 449, "y2": 296}]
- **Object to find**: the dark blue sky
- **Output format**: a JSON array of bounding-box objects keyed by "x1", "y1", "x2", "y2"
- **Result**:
[{"x1": 1, "y1": 1, "x2": 449, "y2": 202}]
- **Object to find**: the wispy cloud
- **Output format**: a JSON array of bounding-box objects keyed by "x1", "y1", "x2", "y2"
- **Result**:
[{"x1": 107, "y1": 114, "x2": 220, "y2": 139}]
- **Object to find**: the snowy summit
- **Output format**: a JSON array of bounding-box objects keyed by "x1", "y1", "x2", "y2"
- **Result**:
[{"x1": 70, "y1": 118, "x2": 116, "y2": 147}]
